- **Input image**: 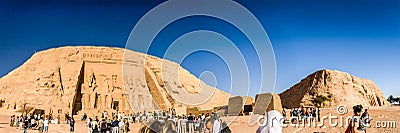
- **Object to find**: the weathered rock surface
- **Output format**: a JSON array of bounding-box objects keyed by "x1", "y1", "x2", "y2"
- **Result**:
[
  {"x1": 0, "y1": 46, "x2": 230, "y2": 116},
  {"x1": 279, "y1": 69, "x2": 388, "y2": 108}
]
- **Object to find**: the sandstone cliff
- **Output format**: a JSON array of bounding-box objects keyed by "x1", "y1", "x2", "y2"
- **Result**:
[
  {"x1": 279, "y1": 69, "x2": 388, "y2": 108},
  {"x1": 0, "y1": 46, "x2": 230, "y2": 116}
]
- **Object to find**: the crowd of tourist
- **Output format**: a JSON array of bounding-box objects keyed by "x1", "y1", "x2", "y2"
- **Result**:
[
  {"x1": 7, "y1": 105, "x2": 372, "y2": 133},
  {"x1": 9, "y1": 113, "x2": 56, "y2": 133},
  {"x1": 287, "y1": 107, "x2": 320, "y2": 123},
  {"x1": 136, "y1": 111, "x2": 231, "y2": 133},
  {"x1": 82, "y1": 109, "x2": 231, "y2": 133},
  {"x1": 82, "y1": 111, "x2": 130, "y2": 133}
]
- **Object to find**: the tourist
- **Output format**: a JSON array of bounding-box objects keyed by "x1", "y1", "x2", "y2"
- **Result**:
[
  {"x1": 123, "y1": 119, "x2": 130, "y2": 133},
  {"x1": 133, "y1": 112, "x2": 137, "y2": 123},
  {"x1": 91, "y1": 117, "x2": 99, "y2": 133},
  {"x1": 109, "y1": 118, "x2": 115, "y2": 133},
  {"x1": 10, "y1": 115, "x2": 14, "y2": 127},
  {"x1": 181, "y1": 116, "x2": 187, "y2": 133},
  {"x1": 172, "y1": 109, "x2": 177, "y2": 119},
  {"x1": 311, "y1": 108, "x2": 317, "y2": 122},
  {"x1": 102, "y1": 111, "x2": 107, "y2": 118},
  {"x1": 87, "y1": 118, "x2": 93, "y2": 133},
  {"x1": 19, "y1": 116, "x2": 24, "y2": 129},
  {"x1": 118, "y1": 118, "x2": 125, "y2": 133},
  {"x1": 205, "y1": 116, "x2": 219, "y2": 133},
  {"x1": 49, "y1": 113, "x2": 53, "y2": 121},
  {"x1": 176, "y1": 116, "x2": 182, "y2": 133},
  {"x1": 200, "y1": 113, "x2": 206, "y2": 132},
  {"x1": 38, "y1": 117, "x2": 44, "y2": 133},
  {"x1": 360, "y1": 109, "x2": 371, "y2": 133},
  {"x1": 99, "y1": 118, "x2": 107, "y2": 133},
  {"x1": 70, "y1": 117, "x2": 75, "y2": 133},
  {"x1": 118, "y1": 112, "x2": 122, "y2": 120},
  {"x1": 15, "y1": 116, "x2": 20, "y2": 129},
  {"x1": 43, "y1": 117, "x2": 49, "y2": 133},
  {"x1": 148, "y1": 111, "x2": 153, "y2": 121},
  {"x1": 95, "y1": 116, "x2": 99, "y2": 122},
  {"x1": 23, "y1": 117, "x2": 29, "y2": 133},
  {"x1": 138, "y1": 112, "x2": 143, "y2": 122},
  {"x1": 27, "y1": 115, "x2": 31, "y2": 129},
  {"x1": 127, "y1": 113, "x2": 131, "y2": 122},
  {"x1": 153, "y1": 111, "x2": 158, "y2": 120},
  {"x1": 187, "y1": 113, "x2": 194, "y2": 133},
  {"x1": 346, "y1": 104, "x2": 364, "y2": 133},
  {"x1": 31, "y1": 116, "x2": 36, "y2": 128},
  {"x1": 107, "y1": 118, "x2": 112, "y2": 132},
  {"x1": 112, "y1": 117, "x2": 119, "y2": 133},
  {"x1": 82, "y1": 113, "x2": 88, "y2": 121}
]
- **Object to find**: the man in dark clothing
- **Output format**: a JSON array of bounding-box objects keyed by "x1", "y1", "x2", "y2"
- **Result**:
[
  {"x1": 112, "y1": 118, "x2": 119, "y2": 133},
  {"x1": 69, "y1": 118, "x2": 75, "y2": 133},
  {"x1": 187, "y1": 113, "x2": 194, "y2": 133},
  {"x1": 23, "y1": 118, "x2": 29, "y2": 133},
  {"x1": 82, "y1": 113, "x2": 87, "y2": 121}
]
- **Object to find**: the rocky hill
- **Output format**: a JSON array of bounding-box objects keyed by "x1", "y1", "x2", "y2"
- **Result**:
[
  {"x1": 0, "y1": 46, "x2": 230, "y2": 116},
  {"x1": 279, "y1": 69, "x2": 389, "y2": 108}
]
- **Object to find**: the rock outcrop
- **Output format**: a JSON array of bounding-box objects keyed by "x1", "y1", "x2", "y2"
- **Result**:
[
  {"x1": 0, "y1": 46, "x2": 230, "y2": 116},
  {"x1": 279, "y1": 69, "x2": 388, "y2": 108}
]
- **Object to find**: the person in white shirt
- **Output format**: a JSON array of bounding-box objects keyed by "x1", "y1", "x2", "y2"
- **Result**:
[
  {"x1": 118, "y1": 119, "x2": 125, "y2": 133},
  {"x1": 200, "y1": 114, "x2": 206, "y2": 132},
  {"x1": 43, "y1": 118, "x2": 49, "y2": 133},
  {"x1": 212, "y1": 119, "x2": 221, "y2": 133},
  {"x1": 181, "y1": 116, "x2": 187, "y2": 133},
  {"x1": 205, "y1": 115, "x2": 220, "y2": 133},
  {"x1": 91, "y1": 119, "x2": 99, "y2": 132}
]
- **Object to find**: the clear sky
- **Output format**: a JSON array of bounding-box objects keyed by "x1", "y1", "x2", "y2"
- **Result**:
[{"x1": 0, "y1": 0, "x2": 399, "y2": 97}]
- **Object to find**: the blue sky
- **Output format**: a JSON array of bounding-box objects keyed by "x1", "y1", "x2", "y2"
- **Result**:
[{"x1": 0, "y1": 0, "x2": 399, "y2": 97}]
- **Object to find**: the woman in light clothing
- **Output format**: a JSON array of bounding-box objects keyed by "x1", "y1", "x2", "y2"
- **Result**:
[{"x1": 43, "y1": 118, "x2": 49, "y2": 133}]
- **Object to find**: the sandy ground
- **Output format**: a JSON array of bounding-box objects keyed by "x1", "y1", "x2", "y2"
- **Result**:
[{"x1": 1, "y1": 106, "x2": 399, "y2": 133}]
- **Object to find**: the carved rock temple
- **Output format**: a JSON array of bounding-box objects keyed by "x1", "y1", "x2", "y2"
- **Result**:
[{"x1": 0, "y1": 46, "x2": 230, "y2": 119}]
